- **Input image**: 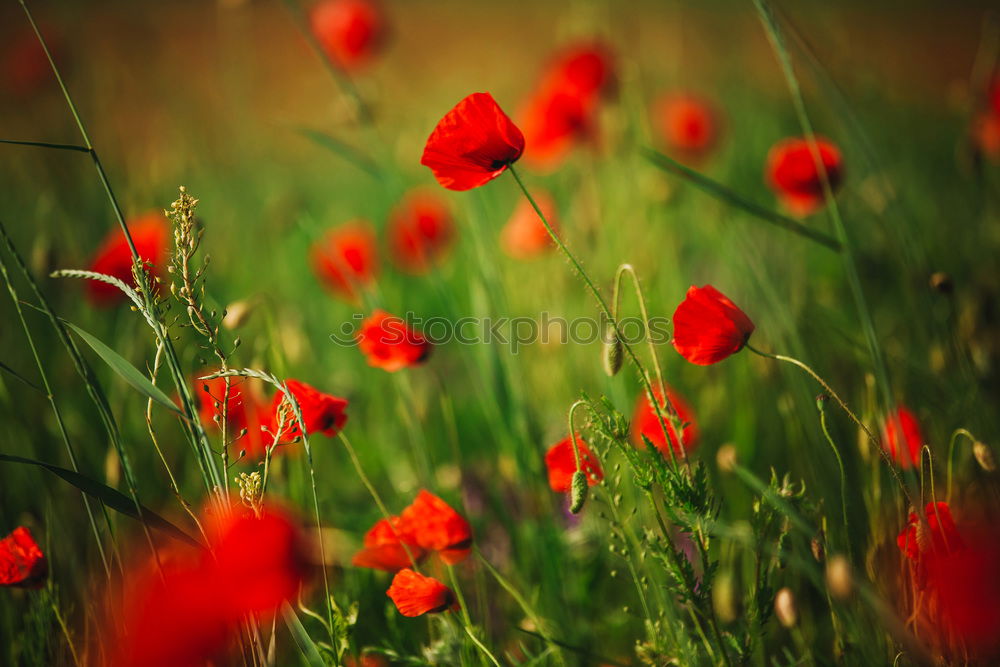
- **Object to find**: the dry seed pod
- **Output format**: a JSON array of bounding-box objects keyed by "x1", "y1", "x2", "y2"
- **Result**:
[
  {"x1": 974, "y1": 441, "x2": 996, "y2": 472},
  {"x1": 774, "y1": 587, "x2": 798, "y2": 628},
  {"x1": 825, "y1": 554, "x2": 853, "y2": 600},
  {"x1": 716, "y1": 444, "x2": 738, "y2": 473}
]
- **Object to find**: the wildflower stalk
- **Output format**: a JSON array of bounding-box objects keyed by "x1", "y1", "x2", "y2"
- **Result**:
[
  {"x1": 816, "y1": 396, "x2": 851, "y2": 548},
  {"x1": 611, "y1": 264, "x2": 667, "y2": 400},
  {"x1": 945, "y1": 428, "x2": 977, "y2": 503}
]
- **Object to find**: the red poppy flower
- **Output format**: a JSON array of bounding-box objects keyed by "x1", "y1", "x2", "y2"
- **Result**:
[
  {"x1": 631, "y1": 386, "x2": 699, "y2": 458},
  {"x1": 310, "y1": 222, "x2": 378, "y2": 303},
  {"x1": 345, "y1": 655, "x2": 389, "y2": 667},
  {"x1": 973, "y1": 111, "x2": 1000, "y2": 161},
  {"x1": 2, "y1": 27, "x2": 60, "y2": 98},
  {"x1": 897, "y1": 501, "x2": 962, "y2": 564},
  {"x1": 672, "y1": 285, "x2": 755, "y2": 365},
  {"x1": 0, "y1": 526, "x2": 47, "y2": 588},
  {"x1": 765, "y1": 136, "x2": 844, "y2": 216},
  {"x1": 545, "y1": 435, "x2": 603, "y2": 493},
  {"x1": 86, "y1": 213, "x2": 170, "y2": 306},
  {"x1": 386, "y1": 568, "x2": 456, "y2": 617},
  {"x1": 420, "y1": 92, "x2": 525, "y2": 191},
  {"x1": 399, "y1": 490, "x2": 472, "y2": 565},
  {"x1": 352, "y1": 517, "x2": 425, "y2": 571},
  {"x1": 989, "y1": 75, "x2": 1000, "y2": 116},
  {"x1": 654, "y1": 93, "x2": 720, "y2": 162},
  {"x1": 882, "y1": 406, "x2": 923, "y2": 469},
  {"x1": 310, "y1": 0, "x2": 387, "y2": 70},
  {"x1": 387, "y1": 191, "x2": 455, "y2": 273},
  {"x1": 197, "y1": 376, "x2": 270, "y2": 460},
  {"x1": 356, "y1": 310, "x2": 431, "y2": 372},
  {"x1": 268, "y1": 378, "x2": 349, "y2": 444},
  {"x1": 501, "y1": 189, "x2": 559, "y2": 260}
]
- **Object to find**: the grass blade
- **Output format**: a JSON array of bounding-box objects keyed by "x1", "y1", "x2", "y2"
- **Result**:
[
  {"x1": 0, "y1": 359, "x2": 44, "y2": 393},
  {"x1": 0, "y1": 138, "x2": 90, "y2": 153},
  {"x1": 281, "y1": 602, "x2": 326, "y2": 666}
]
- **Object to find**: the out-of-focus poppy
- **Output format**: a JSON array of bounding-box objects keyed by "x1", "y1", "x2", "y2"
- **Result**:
[
  {"x1": 86, "y1": 213, "x2": 170, "y2": 306},
  {"x1": 654, "y1": 93, "x2": 721, "y2": 162},
  {"x1": 399, "y1": 490, "x2": 472, "y2": 565},
  {"x1": 352, "y1": 517, "x2": 425, "y2": 572},
  {"x1": 356, "y1": 310, "x2": 431, "y2": 372},
  {"x1": 765, "y1": 136, "x2": 844, "y2": 216},
  {"x1": 387, "y1": 191, "x2": 455, "y2": 273},
  {"x1": 882, "y1": 406, "x2": 923, "y2": 469},
  {"x1": 386, "y1": 568, "x2": 456, "y2": 617},
  {"x1": 268, "y1": 378, "x2": 348, "y2": 444},
  {"x1": 197, "y1": 376, "x2": 270, "y2": 460},
  {"x1": 0, "y1": 526, "x2": 47, "y2": 588},
  {"x1": 501, "y1": 189, "x2": 558, "y2": 259},
  {"x1": 421, "y1": 92, "x2": 525, "y2": 191},
  {"x1": 897, "y1": 502, "x2": 962, "y2": 564},
  {"x1": 545, "y1": 435, "x2": 603, "y2": 493},
  {"x1": 310, "y1": 222, "x2": 378, "y2": 303},
  {"x1": 310, "y1": 0, "x2": 387, "y2": 70},
  {"x1": 345, "y1": 655, "x2": 389, "y2": 667},
  {"x1": 672, "y1": 285, "x2": 755, "y2": 365},
  {"x1": 2, "y1": 27, "x2": 58, "y2": 98},
  {"x1": 973, "y1": 111, "x2": 1000, "y2": 161},
  {"x1": 632, "y1": 386, "x2": 699, "y2": 458}
]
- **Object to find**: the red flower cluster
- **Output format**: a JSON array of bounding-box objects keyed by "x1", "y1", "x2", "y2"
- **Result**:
[
  {"x1": 268, "y1": 378, "x2": 349, "y2": 444},
  {"x1": 973, "y1": 76, "x2": 1000, "y2": 161},
  {"x1": 310, "y1": 222, "x2": 378, "y2": 303},
  {"x1": 113, "y1": 506, "x2": 307, "y2": 666},
  {"x1": 653, "y1": 93, "x2": 721, "y2": 163},
  {"x1": 672, "y1": 285, "x2": 755, "y2": 365},
  {"x1": 0, "y1": 526, "x2": 47, "y2": 589},
  {"x1": 356, "y1": 310, "x2": 431, "y2": 372},
  {"x1": 632, "y1": 386, "x2": 699, "y2": 458},
  {"x1": 386, "y1": 568, "x2": 457, "y2": 617},
  {"x1": 545, "y1": 435, "x2": 603, "y2": 493},
  {"x1": 197, "y1": 377, "x2": 270, "y2": 459},
  {"x1": 520, "y1": 43, "x2": 615, "y2": 169},
  {"x1": 501, "y1": 189, "x2": 559, "y2": 260},
  {"x1": 421, "y1": 92, "x2": 525, "y2": 191},
  {"x1": 387, "y1": 191, "x2": 455, "y2": 273},
  {"x1": 86, "y1": 213, "x2": 170, "y2": 306},
  {"x1": 310, "y1": 0, "x2": 387, "y2": 70},
  {"x1": 881, "y1": 405, "x2": 923, "y2": 469},
  {"x1": 353, "y1": 490, "x2": 472, "y2": 571},
  {"x1": 765, "y1": 136, "x2": 844, "y2": 216}
]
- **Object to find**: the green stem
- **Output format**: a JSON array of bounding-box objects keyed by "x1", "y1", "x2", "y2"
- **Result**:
[
  {"x1": 817, "y1": 399, "x2": 851, "y2": 551},
  {"x1": 945, "y1": 428, "x2": 976, "y2": 504}
]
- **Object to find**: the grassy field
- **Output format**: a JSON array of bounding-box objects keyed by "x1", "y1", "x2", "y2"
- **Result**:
[{"x1": 2, "y1": 0, "x2": 1000, "y2": 665}]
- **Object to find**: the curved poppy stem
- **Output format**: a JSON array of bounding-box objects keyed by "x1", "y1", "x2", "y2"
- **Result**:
[
  {"x1": 612, "y1": 264, "x2": 667, "y2": 400},
  {"x1": 945, "y1": 428, "x2": 976, "y2": 504},
  {"x1": 816, "y1": 397, "x2": 851, "y2": 550},
  {"x1": 507, "y1": 164, "x2": 682, "y2": 469},
  {"x1": 567, "y1": 401, "x2": 586, "y2": 475}
]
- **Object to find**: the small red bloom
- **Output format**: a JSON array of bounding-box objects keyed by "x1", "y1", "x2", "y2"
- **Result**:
[
  {"x1": 269, "y1": 379, "x2": 349, "y2": 444},
  {"x1": 310, "y1": 0, "x2": 387, "y2": 70},
  {"x1": 973, "y1": 111, "x2": 1000, "y2": 161},
  {"x1": 989, "y1": 75, "x2": 1000, "y2": 116},
  {"x1": 197, "y1": 376, "x2": 270, "y2": 459},
  {"x1": 386, "y1": 568, "x2": 456, "y2": 617},
  {"x1": 765, "y1": 136, "x2": 844, "y2": 216},
  {"x1": 352, "y1": 517, "x2": 425, "y2": 571},
  {"x1": 421, "y1": 92, "x2": 525, "y2": 191},
  {"x1": 672, "y1": 285, "x2": 755, "y2": 365},
  {"x1": 0, "y1": 526, "x2": 47, "y2": 588},
  {"x1": 632, "y1": 387, "x2": 699, "y2": 458},
  {"x1": 882, "y1": 406, "x2": 923, "y2": 469},
  {"x1": 387, "y1": 191, "x2": 455, "y2": 273},
  {"x1": 399, "y1": 490, "x2": 472, "y2": 565},
  {"x1": 2, "y1": 27, "x2": 60, "y2": 98},
  {"x1": 654, "y1": 93, "x2": 720, "y2": 162},
  {"x1": 897, "y1": 501, "x2": 962, "y2": 564},
  {"x1": 357, "y1": 310, "x2": 432, "y2": 372},
  {"x1": 501, "y1": 190, "x2": 559, "y2": 260},
  {"x1": 86, "y1": 213, "x2": 170, "y2": 306},
  {"x1": 545, "y1": 435, "x2": 603, "y2": 493},
  {"x1": 310, "y1": 222, "x2": 378, "y2": 303}
]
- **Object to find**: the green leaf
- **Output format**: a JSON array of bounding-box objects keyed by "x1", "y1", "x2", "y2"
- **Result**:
[
  {"x1": 0, "y1": 453, "x2": 200, "y2": 548},
  {"x1": 282, "y1": 602, "x2": 327, "y2": 666},
  {"x1": 64, "y1": 321, "x2": 182, "y2": 415}
]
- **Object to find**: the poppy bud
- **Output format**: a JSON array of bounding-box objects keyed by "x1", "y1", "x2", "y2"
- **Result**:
[
  {"x1": 716, "y1": 444, "x2": 737, "y2": 473},
  {"x1": 602, "y1": 331, "x2": 624, "y2": 377},
  {"x1": 974, "y1": 441, "x2": 996, "y2": 472},
  {"x1": 569, "y1": 470, "x2": 589, "y2": 514},
  {"x1": 223, "y1": 299, "x2": 255, "y2": 330},
  {"x1": 774, "y1": 587, "x2": 798, "y2": 628},
  {"x1": 825, "y1": 554, "x2": 853, "y2": 600}
]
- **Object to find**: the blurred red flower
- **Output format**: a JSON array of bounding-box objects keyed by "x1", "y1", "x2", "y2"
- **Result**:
[
  {"x1": 310, "y1": 0, "x2": 387, "y2": 70},
  {"x1": 352, "y1": 517, "x2": 425, "y2": 572},
  {"x1": 545, "y1": 435, "x2": 603, "y2": 493},
  {"x1": 268, "y1": 378, "x2": 349, "y2": 444},
  {"x1": 357, "y1": 310, "x2": 432, "y2": 372},
  {"x1": 632, "y1": 386, "x2": 699, "y2": 458},
  {"x1": 672, "y1": 284, "x2": 755, "y2": 365},
  {"x1": 345, "y1": 655, "x2": 389, "y2": 667},
  {"x1": 882, "y1": 406, "x2": 923, "y2": 469},
  {"x1": 386, "y1": 568, "x2": 456, "y2": 617},
  {"x1": 310, "y1": 222, "x2": 378, "y2": 303},
  {"x1": 399, "y1": 490, "x2": 472, "y2": 565},
  {"x1": 86, "y1": 213, "x2": 170, "y2": 306},
  {"x1": 0, "y1": 526, "x2": 47, "y2": 589},
  {"x1": 387, "y1": 191, "x2": 455, "y2": 273},
  {"x1": 654, "y1": 93, "x2": 721, "y2": 162},
  {"x1": 421, "y1": 92, "x2": 525, "y2": 191},
  {"x1": 197, "y1": 376, "x2": 270, "y2": 460},
  {"x1": 501, "y1": 189, "x2": 558, "y2": 259},
  {"x1": 973, "y1": 111, "x2": 1000, "y2": 161},
  {"x1": 2, "y1": 27, "x2": 59, "y2": 98},
  {"x1": 765, "y1": 136, "x2": 844, "y2": 216},
  {"x1": 897, "y1": 501, "x2": 962, "y2": 564}
]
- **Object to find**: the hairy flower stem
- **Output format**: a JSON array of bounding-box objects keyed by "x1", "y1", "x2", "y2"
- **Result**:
[
  {"x1": 816, "y1": 398, "x2": 851, "y2": 551},
  {"x1": 945, "y1": 428, "x2": 976, "y2": 504}
]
